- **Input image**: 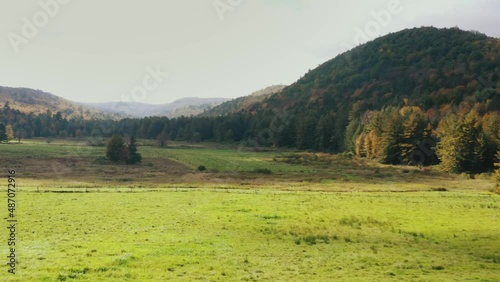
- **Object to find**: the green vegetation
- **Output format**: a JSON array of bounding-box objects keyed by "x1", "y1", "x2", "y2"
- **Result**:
[
  {"x1": 1, "y1": 139, "x2": 499, "y2": 280},
  {"x1": 126, "y1": 136, "x2": 142, "y2": 165},
  {"x1": 106, "y1": 135, "x2": 127, "y2": 162},
  {"x1": 1, "y1": 27, "x2": 500, "y2": 280},
  {"x1": 201, "y1": 85, "x2": 286, "y2": 117},
  {"x1": 7, "y1": 190, "x2": 500, "y2": 281},
  {"x1": 105, "y1": 135, "x2": 142, "y2": 164}
]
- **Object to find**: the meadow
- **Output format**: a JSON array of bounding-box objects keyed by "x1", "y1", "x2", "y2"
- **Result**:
[{"x1": 1, "y1": 139, "x2": 499, "y2": 281}]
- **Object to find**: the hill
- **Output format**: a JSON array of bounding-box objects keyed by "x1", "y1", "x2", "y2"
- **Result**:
[
  {"x1": 257, "y1": 27, "x2": 498, "y2": 114},
  {"x1": 85, "y1": 97, "x2": 230, "y2": 118},
  {"x1": 248, "y1": 27, "x2": 499, "y2": 146},
  {"x1": 0, "y1": 86, "x2": 120, "y2": 120},
  {"x1": 201, "y1": 85, "x2": 286, "y2": 117}
]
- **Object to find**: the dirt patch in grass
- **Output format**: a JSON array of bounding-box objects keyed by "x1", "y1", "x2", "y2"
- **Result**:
[{"x1": 5, "y1": 156, "x2": 192, "y2": 183}]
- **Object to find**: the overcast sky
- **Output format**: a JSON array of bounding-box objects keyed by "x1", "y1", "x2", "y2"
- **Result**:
[{"x1": 0, "y1": 0, "x2": 499, "y2": 104}]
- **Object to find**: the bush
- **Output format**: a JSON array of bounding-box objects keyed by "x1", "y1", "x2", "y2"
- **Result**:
[
  {"x1": 254, "y1": 168, "x2": 272, "y2": 174},
  {"x1": 197, "y1": 165, "x2": 206, "y2": 172}
]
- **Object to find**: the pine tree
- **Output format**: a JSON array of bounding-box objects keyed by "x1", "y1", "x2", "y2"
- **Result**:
[
  {"x1": 224, "y1": 129, "x2": 234, "y2": 143},
  {"x1": 377, "y1": 108, "x2": 403, "y2": 164},
  {"x1": 460, "y1": 111, "x2": 485, "y2": 172},
  {"x1": 192, "y1": 132, "x2": 201, "y2": 143},
  {"x1": 296, "y1": 115, "x2": 316, "y2": 149},
  {"x1": 481, "y1": 113, "x2": 500, "y2": 169},
  {"x1": 157, "y1": 130, "x2": 169, "y2": 147},
  {"x1": 106, "y1": 135, "x2": 126, "y2": 163},
  {"x1": 437, "y1": 111, "x2": 487, "y2": 173},
  {"x1": 344, "y1": 118, "x2": 362, "y2": 153},
  {"x1": 126, "y1": 136, "x2": 142, "y2": 165},
  {"x1": 0, "y1": 123, "x2": 7, "y2": 142},
  {"x1": 315, "y1": 113, "x2": 335, "y2": 151},
  {"x1": 399, "y1": 106, "x2": 433, "y2": 165}
]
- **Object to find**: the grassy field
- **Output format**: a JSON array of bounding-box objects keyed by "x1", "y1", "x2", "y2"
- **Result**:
[{"x1": 1, "y1": 139, "x2": 499, "y2": 281}]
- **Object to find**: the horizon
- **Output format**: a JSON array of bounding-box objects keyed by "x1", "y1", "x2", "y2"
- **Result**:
[{"x1": 1, "y1": 0, "x2": 499, "y2": 104}]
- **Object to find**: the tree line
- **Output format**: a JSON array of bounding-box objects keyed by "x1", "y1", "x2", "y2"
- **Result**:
[{"x1": 1, "y1": 99, "x2": 499, "y2": 175}]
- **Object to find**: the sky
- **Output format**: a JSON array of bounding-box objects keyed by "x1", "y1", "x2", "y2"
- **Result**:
[{"x1": 0, "y1": 0, "x2": 499, "y2": 104}]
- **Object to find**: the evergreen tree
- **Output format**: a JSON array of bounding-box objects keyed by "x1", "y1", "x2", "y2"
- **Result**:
[
  {"x1": 481, "y1": 113, "x2": 500, "y2": 169},
  {"x1": 399, "y1": 107, "x2": 431, "y2": 165},
  {"x1": 0, "y1": 123, "x2": 7, "y2": 142},
  {"x1": 296, "y1": 115, "x2": 316, "y2": 149},
  {"x1": 224, "y1": 129, "x2": 234, "y2": 143},
  {"x1": 106, "y1": 135, "x2": 126, "y2": 163},
  {"x1": 157, "y1": 130, "x2": 169, "y2": 147},
  {"x1": 437, "y1": 111, "x2": 488, "y2": 173},
  {"x1": 344, "y1": 118, "x2": 362, "y2": 153},
  {"x1": 126, "y1": 136, "x2": 142, "y2": 165},
  {"x1": 377, "y1": 108, "x2": 404, "y2": 164},
  {"x1": 192, "y1": 132, "x2": 201, "y2": 143}
]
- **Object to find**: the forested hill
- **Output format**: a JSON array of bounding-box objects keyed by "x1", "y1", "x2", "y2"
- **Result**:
[
  {"x1": 261, "y1": 27, "x2": 498, "y2": 114},
  {"x1": 0, "y1": 86, "x2": 121, "y2": 120},
  {"x1": 236, "y1": 27, "x2": 499, "y2": 172},
  {"x1": 201, "y1": 85, "x2": 286, "y2": 117}
]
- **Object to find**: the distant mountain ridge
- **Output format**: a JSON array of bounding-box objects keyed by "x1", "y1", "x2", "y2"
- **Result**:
[
  {"x1": 0, "y1": 86, "x2": 120, "y2": 119},
  {"x1": 0, "y1": 86, "x2": 231, "y2": 119},
  {"x1": 85, "y1": 97, "x2": 231, "y2": 118}
]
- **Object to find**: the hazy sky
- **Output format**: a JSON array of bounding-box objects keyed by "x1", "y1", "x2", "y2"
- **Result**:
[{"x1": 0, "y1": 0, "x2": 499, "y2": 104}]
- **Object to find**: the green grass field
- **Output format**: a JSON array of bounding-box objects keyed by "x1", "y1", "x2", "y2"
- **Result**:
[{"x1": 1, "y1": 139, "x2": 499, "y2": 281}]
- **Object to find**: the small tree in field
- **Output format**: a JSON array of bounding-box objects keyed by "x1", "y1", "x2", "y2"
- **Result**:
[
  {"x1": 157, "y1": 130, "x2": 169, "y2": 147},
  {"x1": 106, "y1": 135, "x2": 126, "y2": 163},
  {"x1": 126, "y1": 136, "x2": 142, "y2": 164}
]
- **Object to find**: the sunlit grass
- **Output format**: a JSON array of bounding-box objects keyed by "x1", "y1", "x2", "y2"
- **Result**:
[{"x1": 2, "y1": 190, "x2": 498, "y2": 281}]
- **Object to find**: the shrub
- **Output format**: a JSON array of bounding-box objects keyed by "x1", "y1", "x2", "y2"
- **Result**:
[
  {"x1": 198, "y1": 165, "x2": 206, "y2": 172},
  {"x1": 254, "y1": 168, "x2": 272, "y2": 174}
]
